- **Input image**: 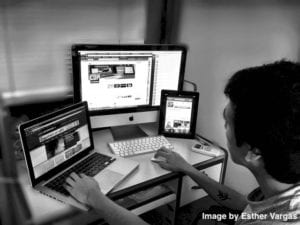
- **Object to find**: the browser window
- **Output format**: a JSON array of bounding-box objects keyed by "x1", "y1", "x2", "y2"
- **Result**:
[{"x1": 80, "y1": 52, "x2": 153, "y2": 110}]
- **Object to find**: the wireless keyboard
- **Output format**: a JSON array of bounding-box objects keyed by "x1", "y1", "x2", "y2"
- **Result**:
[{"x1": 108, "y1": 135, "x2": 173, "y2": 157}]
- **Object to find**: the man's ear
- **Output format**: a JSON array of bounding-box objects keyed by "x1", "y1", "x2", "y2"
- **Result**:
[{"x1": 245, "y1": 148, "x2": 263, "y2": 165}]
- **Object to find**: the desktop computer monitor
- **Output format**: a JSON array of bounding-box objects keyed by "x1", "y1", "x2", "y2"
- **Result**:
[{"x1": 72, "y1": 44, "x2": 187, "y2": 140}]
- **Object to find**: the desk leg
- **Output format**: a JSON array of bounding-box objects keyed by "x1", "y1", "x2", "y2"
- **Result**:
[{"x1": 174, "y1": 176, "x2": 183, "y2": 225}]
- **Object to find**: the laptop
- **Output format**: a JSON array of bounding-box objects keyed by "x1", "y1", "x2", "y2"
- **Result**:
[{"x1": 19, "y1": 101, "x2": 139, "y2": 210}]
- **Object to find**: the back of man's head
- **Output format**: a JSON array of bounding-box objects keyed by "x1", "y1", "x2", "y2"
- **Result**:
[{"x1": 224, "y1": 60, "x2": 300, "y2": 184}]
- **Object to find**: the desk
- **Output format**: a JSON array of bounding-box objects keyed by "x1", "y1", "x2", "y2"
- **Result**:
[{"x1": 20, "y1": 123, "x2": 227, "y2": 225}]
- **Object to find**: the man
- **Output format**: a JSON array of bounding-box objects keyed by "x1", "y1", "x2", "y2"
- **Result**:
[{"x1": 64, "y1": 60, "x2": 300, "y2": 224}]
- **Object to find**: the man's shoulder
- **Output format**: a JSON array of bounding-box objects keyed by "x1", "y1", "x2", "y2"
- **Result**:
[{"x1": 235, "y1": 185, "x2": 300, "y2": 224}]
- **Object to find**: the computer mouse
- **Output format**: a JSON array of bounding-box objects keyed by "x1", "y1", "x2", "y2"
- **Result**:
[{"x1": 151, "y1": 156, "x2": 167, "y2": 163}]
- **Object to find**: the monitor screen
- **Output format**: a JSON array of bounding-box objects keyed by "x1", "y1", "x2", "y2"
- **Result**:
[
  {"x1": 80, "y1": 52, "x2": 153, "y2": 111},
  {"x1": 72, "y1": 44, "x2": 187, "y2": 130}
]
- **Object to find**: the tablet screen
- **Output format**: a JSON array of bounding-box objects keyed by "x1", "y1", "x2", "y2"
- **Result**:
[
  {"x1": 159, "y1": 90, "x2": 199, "y2": 138},
  {"x1": 164, "y1": 97, "x2": 193, "y2": 134}
]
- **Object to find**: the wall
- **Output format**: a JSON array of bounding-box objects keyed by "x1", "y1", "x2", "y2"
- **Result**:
[
  {"x1": 177, "y1": 1, "x2": 300, "y2": 194},
  {"x1": 0, "y1": 0, "x2": 146, "y2": 93}
]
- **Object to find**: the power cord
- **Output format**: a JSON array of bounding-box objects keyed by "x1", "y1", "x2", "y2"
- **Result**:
[{"x1": 184, "y1": 80, "x2": 198, "y2": 92}]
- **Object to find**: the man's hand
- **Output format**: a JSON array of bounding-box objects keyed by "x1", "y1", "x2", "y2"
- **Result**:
[
  {"x1": 154, "y1": 147, "x2": 192, "y2": 173},
  {"x1": 64, "y1": 172, "x2": 103, "y2": 205}
]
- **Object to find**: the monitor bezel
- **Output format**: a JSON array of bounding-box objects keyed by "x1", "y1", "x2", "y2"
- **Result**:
[{"x1": 71, "y1": 44, "x2": 187, "y2": 116}]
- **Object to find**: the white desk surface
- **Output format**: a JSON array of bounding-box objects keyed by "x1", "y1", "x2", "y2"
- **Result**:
[{"x1": 19, "y1": 123, "x2": 222, "y2": 224}]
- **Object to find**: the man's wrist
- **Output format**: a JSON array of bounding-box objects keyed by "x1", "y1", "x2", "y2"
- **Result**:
[
  {"x1": 87, "y1": 190, "x2": 106, "y2": 208},
  {"x1": 181, "y1": 163, "x2": 195, "y2": 174}
]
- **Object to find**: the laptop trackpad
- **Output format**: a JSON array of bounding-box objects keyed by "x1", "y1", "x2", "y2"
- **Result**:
[{"x1": 94, "y1": 169, "x2": 123, "y2": 194}]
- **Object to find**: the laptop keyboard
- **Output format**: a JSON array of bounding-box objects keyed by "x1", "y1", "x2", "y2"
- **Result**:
[{"x1": 45, "y1": 153, "x2": 115, "y2": 196}]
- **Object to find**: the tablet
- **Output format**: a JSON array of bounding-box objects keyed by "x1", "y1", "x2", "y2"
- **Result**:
[{"x1": 159, "y1": 90, "x2": 199, "y2": 139}]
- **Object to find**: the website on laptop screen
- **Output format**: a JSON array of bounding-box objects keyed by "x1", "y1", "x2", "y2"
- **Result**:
[{"x1": 23, "y1": 106, "x2": 91, "y2": 178}]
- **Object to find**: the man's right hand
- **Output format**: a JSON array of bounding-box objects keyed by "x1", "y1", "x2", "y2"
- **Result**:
[{"x1": 154, "y1": 147, "x2": 192, "y2": 173}]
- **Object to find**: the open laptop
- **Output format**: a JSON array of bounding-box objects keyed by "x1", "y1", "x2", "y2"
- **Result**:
[{"x1": 19, "y1": 101, "x2": 139, "y2": 210}]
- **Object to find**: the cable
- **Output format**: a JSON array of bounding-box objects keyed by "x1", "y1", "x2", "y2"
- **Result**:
[{"x1": 184, "y1": 80, "x2": 198, "y2": 92}]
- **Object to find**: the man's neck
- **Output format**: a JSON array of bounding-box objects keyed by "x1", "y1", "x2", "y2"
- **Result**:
[{"x1": 253, "y1": 169, "x2": 294, "y2": 199}]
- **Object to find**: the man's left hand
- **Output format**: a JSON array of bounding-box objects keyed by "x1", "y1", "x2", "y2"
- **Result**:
[{"x1": 64, "y1": 172, "x2": 103, "y2": 205}]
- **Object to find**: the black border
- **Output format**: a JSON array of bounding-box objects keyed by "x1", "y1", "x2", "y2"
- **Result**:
[
  {"x1": 158, "y1": 90, "x2": 199, "y2": 139},
  {"x1": 19, "y1": 101, "x2": 94, "y2": 187},
  {"x1": 71, "y1": 44, "x2": 187, "y2": 116}
]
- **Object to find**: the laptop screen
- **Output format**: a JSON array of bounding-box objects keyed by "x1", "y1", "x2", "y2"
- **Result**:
[{"x1": 20, "y1": 102, "x2": 93, "y2": 182}]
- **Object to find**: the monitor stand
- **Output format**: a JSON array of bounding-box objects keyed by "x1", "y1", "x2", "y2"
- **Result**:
[{"x1": 110, "y1": 125, "x2": 148, "y2": 141}]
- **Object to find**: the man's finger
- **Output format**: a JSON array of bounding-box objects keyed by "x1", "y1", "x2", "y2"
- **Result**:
[
  {"x1": 155, "y1": 150, "x2": 169, "y2": 158},
  {"x1": 63, "y1": 184, "x2": 74, "y2": 194},
  {"x1": 159, "y1": 146, "x2": 172, "y2": 153},
  {"x1": 81, "y1": 173, "x2": 93, "y2": 182},
  {"x1": 80, "y1": 173, "x2": 90, "y2": 180},
  {"x1": 65, "y1": 177, "x2": 76, "y2": 186},
  {"x1": 70, "y1": 172, "x2": 81, "y2": 181},
  {"x1": 63, "y1": 183, "x2": 70, "y2": 190}
]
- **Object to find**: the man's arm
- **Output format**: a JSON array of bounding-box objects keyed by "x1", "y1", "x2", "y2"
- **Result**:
[
  {"x1": 155, "y1": 148, "x2": 247, "y2": 211},
  {"x1": 183, "y1": 164, "x2": 247, "y2": 211},
  {"x1": 64, "y1": 173, "x2": 149, "y2": 225}
]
